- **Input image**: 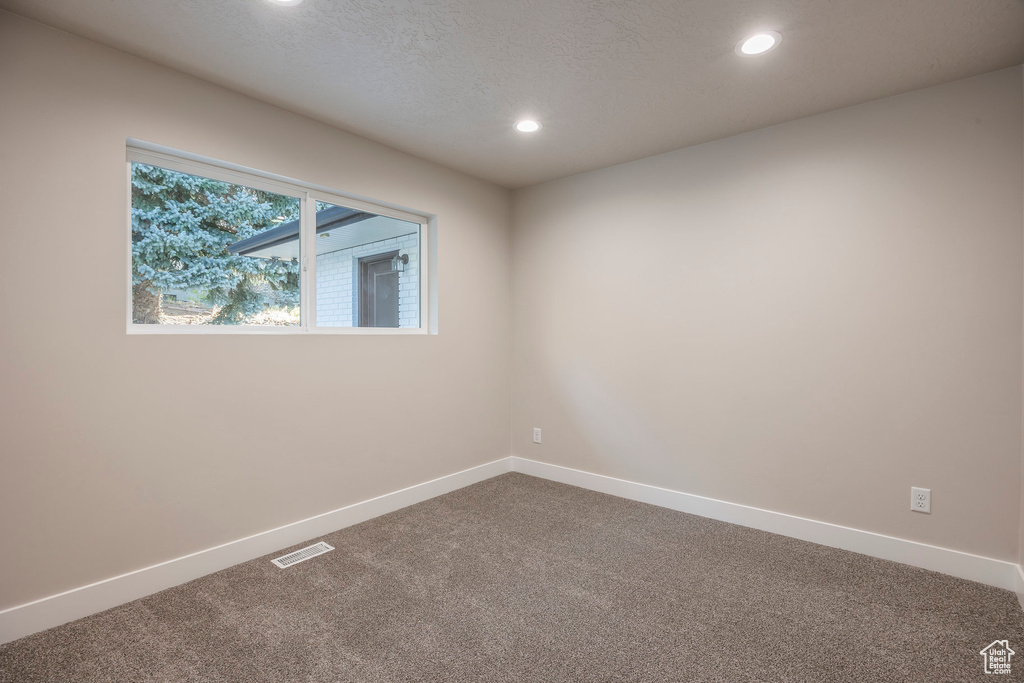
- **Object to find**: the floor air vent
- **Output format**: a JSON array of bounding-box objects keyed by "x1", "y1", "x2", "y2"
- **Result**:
[{"x1": 272, "y1": 541, "x2": 335, "y2": 568}]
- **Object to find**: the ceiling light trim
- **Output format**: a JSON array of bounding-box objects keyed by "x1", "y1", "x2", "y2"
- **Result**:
[{"x1": 735, "y1": 31, "x2": 782, "y2": 56}]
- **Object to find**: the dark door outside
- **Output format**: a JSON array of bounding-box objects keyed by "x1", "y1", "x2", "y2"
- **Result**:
[{"x1": 359, "y1": 251, "x2": 399, "y2": 327}]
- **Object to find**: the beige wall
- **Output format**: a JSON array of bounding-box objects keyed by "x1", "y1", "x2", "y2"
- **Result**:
[
  {"x1": 512, "y1": 67, "x2": 1024, "y2": 561},
  {"x1": 0, "y1": 13, "x2": 511, "y2": 610},
  {"x1": 1020, "y1": 64, "x2": 1024, "y2": 572},
  {"x1": 2, "y1": 9, "x2": 1023, "y2": 615}
]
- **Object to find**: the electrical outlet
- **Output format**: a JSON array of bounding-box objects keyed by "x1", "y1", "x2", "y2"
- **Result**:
[
  {"x1": 911, "y1": 487, "x2": 930, "y2": 514},
  {"x1": 533, "y1": 428, "x2": 542, "y2": 444}
]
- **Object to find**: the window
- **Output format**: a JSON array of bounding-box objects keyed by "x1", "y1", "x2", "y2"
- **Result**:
[{"x1": 128, "y1": 143, "x2": 429, "y2": 333}]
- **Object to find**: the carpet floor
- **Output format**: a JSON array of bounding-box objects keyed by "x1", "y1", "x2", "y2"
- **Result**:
[{"x1": 1, "y1": 473, "x2": 1022, "y2": 682}]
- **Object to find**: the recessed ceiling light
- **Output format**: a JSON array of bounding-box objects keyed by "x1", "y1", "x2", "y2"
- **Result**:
[
  {"x1": 736, "y1": 31, "x2": 782, "y2": 56},
  {"x1": 266, "y1": 0, "x2": 303, "y2": 6},
  {"x1": 515, "y1": 120, "x2": 542, "y2": 133}
]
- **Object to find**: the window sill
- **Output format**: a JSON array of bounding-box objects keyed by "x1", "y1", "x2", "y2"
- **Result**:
[{"x1": 126, "y1": 325, "x2": 429, "y2": 335}]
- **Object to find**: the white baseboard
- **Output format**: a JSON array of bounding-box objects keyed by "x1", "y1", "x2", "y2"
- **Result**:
[
  {"x1": 1015, "y1": 565, "x2": 1024, "y2": 613},
  {"x1": 4, "y1": 455, "x2": 1020, "y2": 646},
  {"x1": 510, "y1": 456, "x2": 1020, "y2": 592},
  {"x1": 0, "y1": 457, "x2": 513, "y2": 645}
]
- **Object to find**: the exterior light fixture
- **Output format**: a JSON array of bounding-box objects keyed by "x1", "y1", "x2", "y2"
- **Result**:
[
  {"x1": 391, "y1": 253, "x2": 409, "y2": 272},
  {"x1": 515, "y1": 120, "x2": 542, "y2": 133},
  {"x1": 735, "y1": 31, "x2": 782, "y2": 56}
]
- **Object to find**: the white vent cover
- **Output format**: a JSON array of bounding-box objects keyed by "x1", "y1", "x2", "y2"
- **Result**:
[{"x1": 272, "y1": 541, "x2": 334, "y2": 568}]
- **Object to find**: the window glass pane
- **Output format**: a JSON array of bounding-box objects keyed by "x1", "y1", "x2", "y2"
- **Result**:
[
  {"x1": 314, "y1": 200, "x2": 420, "y2": 328},
  {"x1": 131, "y1": 162, "x2": 301, "y2": 325}
]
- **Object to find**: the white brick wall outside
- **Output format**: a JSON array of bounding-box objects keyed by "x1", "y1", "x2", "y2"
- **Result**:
[{"x1": 316, "y1": 232, "x2": 419, "y2": 327}]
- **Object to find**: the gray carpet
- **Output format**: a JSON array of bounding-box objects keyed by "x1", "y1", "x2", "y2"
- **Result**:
[{"x1": 1, "y1": 473, "x2": 1022, "y2": 682}]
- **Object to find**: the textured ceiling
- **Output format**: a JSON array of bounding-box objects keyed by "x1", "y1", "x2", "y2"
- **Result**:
[{"x1": 3, "y1": 0, "x2": 1024, "y2": 188}]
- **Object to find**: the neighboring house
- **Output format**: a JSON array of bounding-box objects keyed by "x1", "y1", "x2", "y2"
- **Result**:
[{"x1": 229, "y1": 204, "x2": 419, "y2": 328}]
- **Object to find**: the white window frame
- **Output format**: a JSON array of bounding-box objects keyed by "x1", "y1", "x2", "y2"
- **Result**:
[{"x1": 126, "y1": 140, "x2": 432, "y2": 335}]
